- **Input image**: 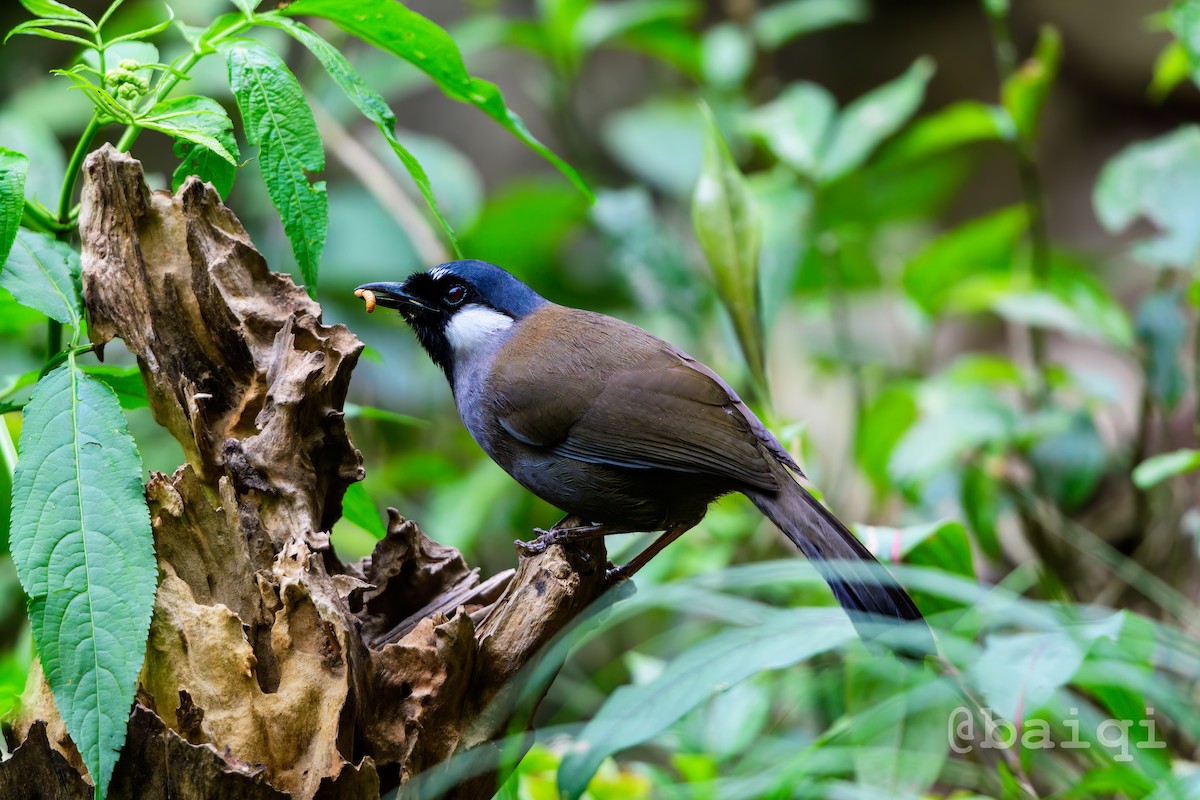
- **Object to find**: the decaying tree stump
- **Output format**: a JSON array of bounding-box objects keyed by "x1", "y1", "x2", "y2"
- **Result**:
[{"x1": 0, "y1": 145, "x2": 608, "y2": 799}]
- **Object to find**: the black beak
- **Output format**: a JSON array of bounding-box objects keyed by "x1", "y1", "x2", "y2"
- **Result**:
[{"x1": 354, "y1": 282, "x2": 435, "y2": 313}]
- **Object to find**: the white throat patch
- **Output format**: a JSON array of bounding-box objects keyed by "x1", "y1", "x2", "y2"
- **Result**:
[{"x1": 445, "y1": 304, "x2": 514, "y2": 357}]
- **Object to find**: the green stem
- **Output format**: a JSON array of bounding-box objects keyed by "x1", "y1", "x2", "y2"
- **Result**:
[
  {"x1": 57, "y1": 114, "x2": 102, "y2": 225},
  {"x1": 983, "y1": 1, "x2": 1052, "y2": 398}
]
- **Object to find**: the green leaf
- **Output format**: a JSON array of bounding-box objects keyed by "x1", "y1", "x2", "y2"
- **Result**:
[
  {"x1": 864, "y1": 520, "x2": 974, "y2": 614},
  {"x1": 1133, "y1": 448, "x2": 1200, "y2": 489},
  {"x1": 10, "y1": 363, "x2": 156, "y2": 799},
  {"x1": 1171, "y1": 0, "x2": 1200, "y2": 89},
  {"x1": 106, "y1": 6, "x2": 175, "y2": 47},
  {"x1": 19, "y1": 0, "x2": 92, "y2": 24},
  {"x1": 1001, "y1": 25, "x2": 1061, "y2": 143},
  {"x1": 343, "y1": 401, "x2": 426, "y2": 428},
  {"x1": 602, "y1": 97, "x2": 704, "y2": 197},
  {"x1": 1028, "y1": 411, "x2": 1108, "y2": 511},
  {"x1": 261, "y1": 17, "x2": 460, "y2": 255},
  {"x1": 692, "y1": 104, "x2": 765, "y2": 389},
  {"x1": 855, "y1": 383, "x2": 917, "y2": 495},
  {"x1": 875, "y1": 100, "x2": 1009, "y2": 166},
  {"x1": 283, "y1": 0, "x2": 591, "y2": 200},
  {"x1": 141, "y1": 95, "x2": 239, "y2": 166},
  {"x1": 845, "y1": 653, "x2": 956, "y2": 795},
  {"x1": 1, "y1": 228, "x2": 82, "y2": 329},
  {"x1": 970, "y1": 617, "x2": 1122, "y2": 728},
  {"x1": 889, "y1": 386, "x2": 1015, "y2": 483},
  {"x1": 5, "y1": 19, "x2": 95, "y2": 46},
  {"x1": 961, "y1": 464, "x2": 1003, "y2": 560},
  {"x1": 341, "y1": 482, "x2": 385, "y2": 539},
  {"x1": 1148, "y1": 40, "x2": 1190, "y2": 102},
  {"x1": 172, "y1": 141, "x2": 237, "y2": 199},
  {"x1": 0, "y1": 149, "x2": 29, "y2": 268},
  {"x1": 956, "y1": 262, "x2": 1133, "y2": 348},
  {"x1": 744, "y1": 81, "x2": 836, "y2": 178},
  {"x1": 903, "y1": 206, "x2": 1028, "y2": 315},
  {"x1": 557, "y1": 609, "x2": 855, "y2": 799},
  {"x1": 751, "y1": 0, "x2": 868, "y2": 51},
  {"x1": 575, "y1": 0, "x2": 696, "y2": 54},
  {"x1": 79, "y1": 365, "x2": 147, "y2": 410},
  {"x1": 819, "y1": 57, "x2": 935, "y2": 183},
  {"x1": 1094, "y1": 125, "x2": 1200, "y2": 269},
  {"x1": 700, "y1": 22, "x2": 753, "y2": 90},
  {"x1": 218, "y1": 38, "x2": 327, "y2": 295},
  {"x1": 1136, "y1": 290, "x2": 1188, "y2": 410}
]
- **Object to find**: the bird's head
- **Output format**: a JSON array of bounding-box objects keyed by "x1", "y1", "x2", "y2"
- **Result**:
[{"x1": 356, "y1": 260, "x2": 546, "y2": 380}]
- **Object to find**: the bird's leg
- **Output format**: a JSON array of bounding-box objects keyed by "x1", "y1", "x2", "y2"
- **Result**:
[
  {"x1": 516, "y1": 515, "x2": 615, "y2": 557},
  {"x1": 606, "y1": 520, "x2": 699, "y2": 584}
]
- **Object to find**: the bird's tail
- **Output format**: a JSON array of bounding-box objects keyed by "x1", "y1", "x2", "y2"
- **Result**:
[{"x1": 745, "y1": 479, "x2": 933, "y2": 652}]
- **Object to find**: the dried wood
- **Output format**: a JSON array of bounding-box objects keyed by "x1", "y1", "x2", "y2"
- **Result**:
[{"x1": 2, "y1": 146, "x2": 608, "y2": 799}]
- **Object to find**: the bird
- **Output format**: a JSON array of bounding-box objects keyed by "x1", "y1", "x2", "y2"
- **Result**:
[{"x1": 355, "y1": 260, "x2": 929, "y2": 645}]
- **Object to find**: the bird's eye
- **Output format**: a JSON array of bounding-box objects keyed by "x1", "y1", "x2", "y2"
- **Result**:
[{"x1": 445, "y1": 284, "x2": 466, "y2": 306}]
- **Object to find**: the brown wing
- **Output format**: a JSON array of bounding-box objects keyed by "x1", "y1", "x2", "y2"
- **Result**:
[{"x1": 490, "y1": 305, "x2": 794, "y2": 492}]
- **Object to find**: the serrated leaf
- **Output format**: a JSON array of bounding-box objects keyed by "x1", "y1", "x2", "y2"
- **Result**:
[
  {"x1": 820, "y1": 57, "x2": 935, "y2": 183},
  {"x1": 0, "y1": 149, "x2": 29, "y2": 268},
  {"x1": 1133, "y1": 448, "x2": 1200, "y2": 488},
  {"x1": 751, "y1": 0, "x2": 868, "y2": 50},
  {"x1": 11, "y1": 363, "x2": 156, "y2": 799},
  {"x1": 557, "y1": 609, "x2": 854, "y2": 799},
  {"x1": 2, "y1": 228, "x2": 82, "y2": 329},
  {"x1": 218, "y1": 38, "x2": 326, "y2": 295},
  {"x1": 283, "y1": 0, "x2": 591, "y2": 200},
  {"x1": 1093, "y1": 125, "x2": 1200, "y2": 269},
  {"x1": 141, "y1": 95, "x2": 238, "y2": 166},
  {"x1": 744, "y1": 81, "x2": 836, "y2": 177},
  {"x1": 692, "y1": 104, "x2": 764, "y2": 388},
  {"x1": 1002, "y1": 25, "x2": 1061, "y2": 143},
  {"x1": 19, "y1": 0, "x2": 92, "y2": 24},
  {"x1": 262, "y1": 17, "x2": 460, "y2": 255}
]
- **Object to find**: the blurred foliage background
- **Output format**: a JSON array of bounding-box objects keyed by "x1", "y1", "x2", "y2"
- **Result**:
[{"x1": 4, "y1": 0, "x2": 1200, "y2": 797}]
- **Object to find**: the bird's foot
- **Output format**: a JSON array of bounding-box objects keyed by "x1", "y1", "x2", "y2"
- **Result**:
[
  {"x1": 605, "y1": 562, "x2": 631, "y2": 584},
  {"x1": 514, "y1": 535, "x2": 550, "y2": 557}
]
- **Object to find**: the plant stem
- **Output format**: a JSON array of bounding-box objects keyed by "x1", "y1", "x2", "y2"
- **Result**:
[
  {"x1": 984, "y1": 2, "x2": 1052, "y2": 397},
  {"x1": 57, "y1": 114, "x2": 101, "y2": 225}
]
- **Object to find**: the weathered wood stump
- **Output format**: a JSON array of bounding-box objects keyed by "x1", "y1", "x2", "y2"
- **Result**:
[{"x1": 0, "y1": 145, "x2": 607, "y2": 799}]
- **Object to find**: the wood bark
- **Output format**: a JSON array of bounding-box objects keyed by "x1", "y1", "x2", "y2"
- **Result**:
[{"x1": 0, "y1": 145, "x2": 608, "y2": 799}]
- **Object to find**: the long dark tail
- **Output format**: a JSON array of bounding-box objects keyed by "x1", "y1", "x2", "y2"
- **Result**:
[{"x1": 745, "y1": 479, "x2": 932, "y2": 651}]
